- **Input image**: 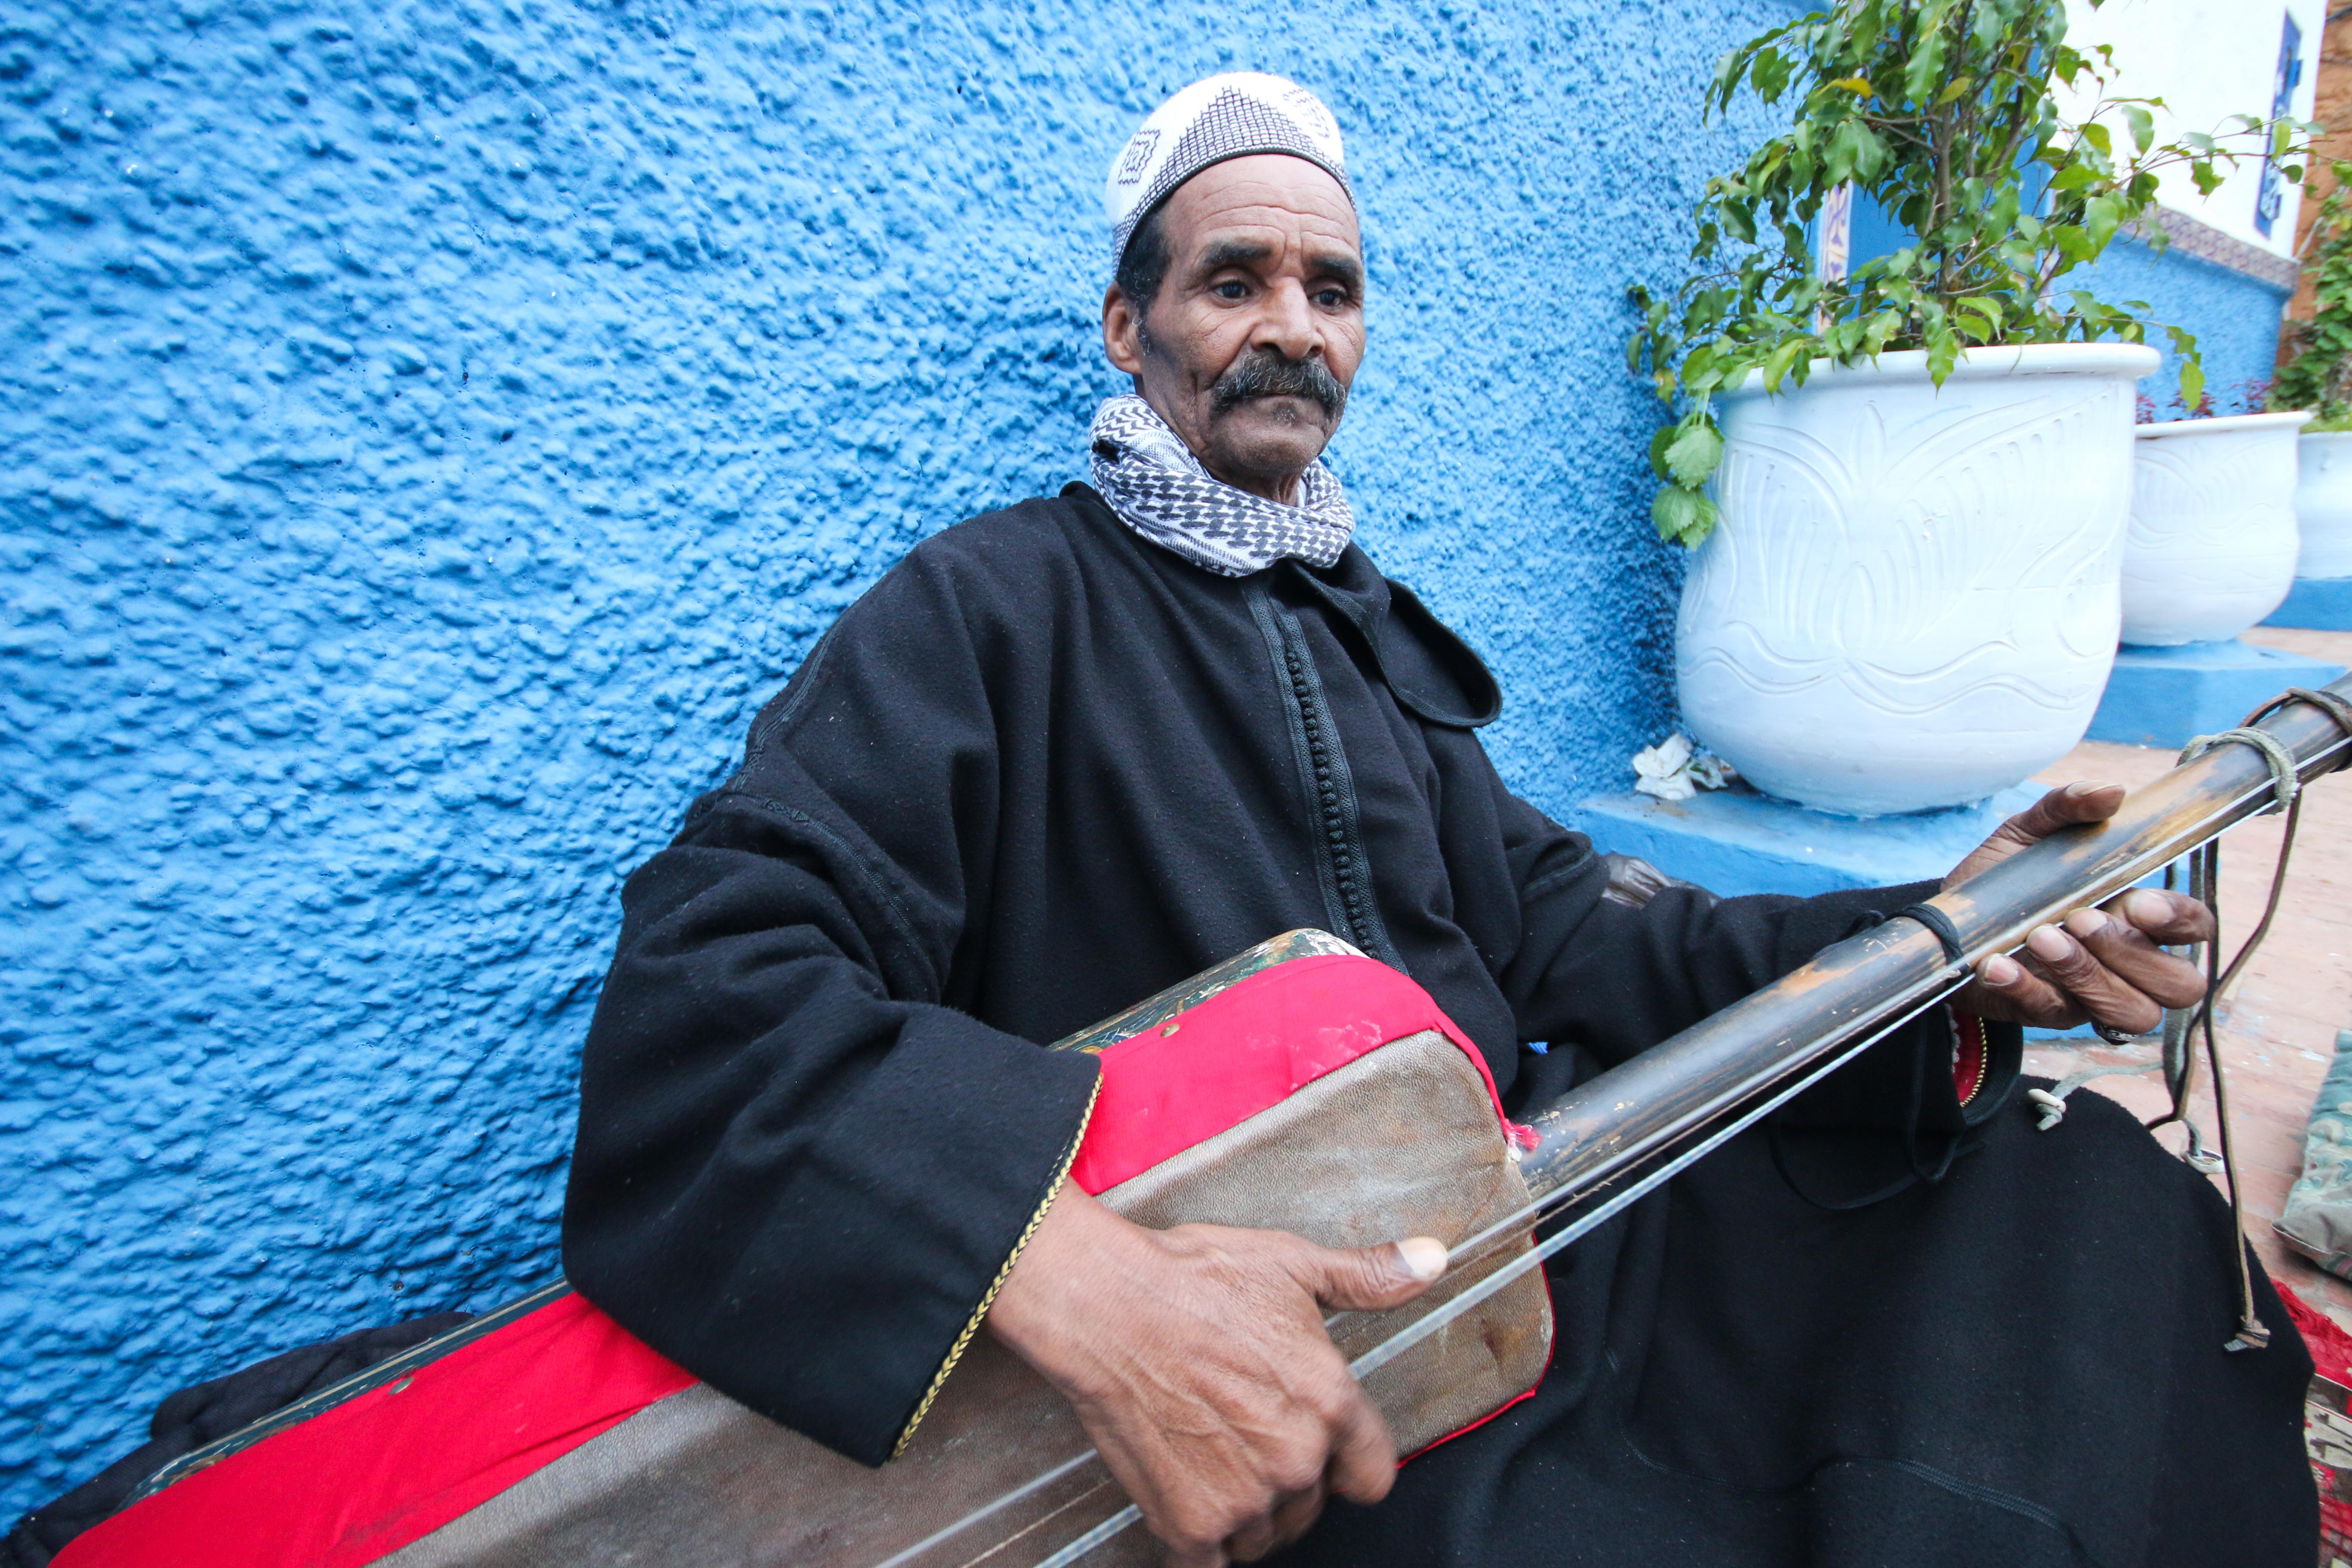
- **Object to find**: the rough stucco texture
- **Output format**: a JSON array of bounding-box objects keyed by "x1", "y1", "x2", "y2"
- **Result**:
[
  {"x1": 2082, "y1": 237, "x2": 2291, "y2": 416},
  {"x1": 0, "y1": 0, "x2": 1806, "y2": 1511}
]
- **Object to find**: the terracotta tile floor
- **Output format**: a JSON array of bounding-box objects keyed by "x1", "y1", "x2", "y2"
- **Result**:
[{"x1": 2022, "y1": 625, "x2": 2352, "y2": 1327}]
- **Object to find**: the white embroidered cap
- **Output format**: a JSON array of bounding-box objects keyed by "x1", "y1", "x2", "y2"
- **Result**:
[{"x1": 1103, "y1": 72, "x2": 1351, "y2": 264}]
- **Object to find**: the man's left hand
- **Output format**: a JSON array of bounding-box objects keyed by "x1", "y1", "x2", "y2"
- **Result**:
[{"x1": 1942, "y1": 780, "x2": 2215, "y2": 1034}]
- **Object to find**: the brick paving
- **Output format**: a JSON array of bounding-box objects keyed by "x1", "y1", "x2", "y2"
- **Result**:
[{"x1": 2022, "y1": 625, "x2": 2352, "y2": 1327}]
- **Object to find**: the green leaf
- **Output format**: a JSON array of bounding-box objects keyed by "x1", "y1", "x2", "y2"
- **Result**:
[
  {"x1": 1925, "y1": 322, "x2": 1961, "y2": 384},
  {"x1": 1649, "y1": 424, "x2": 1679, "y2": 481},
  {"x1": 1824, "y1": 119, "x2": 1860, "y2": 186},
  {"x1": 1761, "y1": 337, "x2": 1808, "y2": 392},
  {"x1": 2122, "y1": 103, "x2": 2154, "y2": 154},
  {"x1": 2175, "y1": 355, "x2": 2205, "y2": 413},
  {"x1": 2079, "y1": 121, "x2": 2112, "y2": 157},
  {"x1": 1902, "y1": 21, "x2": 1948, "y2": 107},
  {"x1": 1652, "y1": 486, "x2": 1719, "y2": 548},
  {"x1": 1663, "y1": 421, "x2": 1726, "y2": 487},
  {"x1": 2082, "y1": 193, "x2": 2124, "y2": 252},
  {"x1": 1953, "y1": 296, "x2": 2002, "y2": 344},
  {"x1": 2190, "y1": 160, "x2": 2223, "y2": 196}
]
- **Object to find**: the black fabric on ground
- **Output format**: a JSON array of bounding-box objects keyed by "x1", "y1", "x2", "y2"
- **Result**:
[
  {"x1": 2, "y1": 1311, "x2": 469, "y2": 1567},
  {"x1": 564, "y1": 487, "x2": 1968, "y2": 1467},
  {"x1": 1282, "y1": 1083, "x2": 2315, "y2": 1567}
]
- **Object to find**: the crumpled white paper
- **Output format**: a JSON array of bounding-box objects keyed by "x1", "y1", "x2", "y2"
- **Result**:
[{"x1": 1631, "y1": 732, "x2": 1740, "y2": 802}]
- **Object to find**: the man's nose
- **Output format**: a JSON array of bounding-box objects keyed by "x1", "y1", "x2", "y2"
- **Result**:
[{"x1": 1250, "y1": 278, "x2": 1320, "y2": 363}]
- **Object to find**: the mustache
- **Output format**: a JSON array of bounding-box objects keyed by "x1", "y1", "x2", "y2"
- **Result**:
[{"x1": 1210, "y1": 351, "x2": 1348, "y2": 418}]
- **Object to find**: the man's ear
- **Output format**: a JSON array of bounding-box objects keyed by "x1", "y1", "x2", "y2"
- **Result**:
[{"x1": 1102, "y1": 285, "x2": 1146, "y2": 376}]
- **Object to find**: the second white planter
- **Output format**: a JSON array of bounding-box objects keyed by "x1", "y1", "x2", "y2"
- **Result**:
[
  {"x1": 2297, "y1": 429, "x2": 2352, "y2": 582},
  {"x1": 2121, "y1": 410, "x2": 2312, "y2": 646},
  {"x1": 1680, "y1": 343, "x2": 2157, "y2": 817}
]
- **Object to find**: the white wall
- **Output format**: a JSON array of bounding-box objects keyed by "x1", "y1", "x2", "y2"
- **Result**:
[{"x1": 2059, "y1": 0, "x2": 2324, "y2": 253}]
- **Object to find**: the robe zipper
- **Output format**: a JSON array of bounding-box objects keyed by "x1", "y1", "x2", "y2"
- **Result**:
[{"x1": 1246, "y1": 586, "x2": 1400, "y2": 967}]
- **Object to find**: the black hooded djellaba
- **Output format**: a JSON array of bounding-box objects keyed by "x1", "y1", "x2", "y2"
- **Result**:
[{"x1": 563, "y1": 486, "x2": 2315, "y2": 1567}]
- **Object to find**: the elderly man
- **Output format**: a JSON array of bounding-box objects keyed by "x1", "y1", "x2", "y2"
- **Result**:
[{"x1": 564, "y1": 76, "x2": 2313, "y2": 1567}]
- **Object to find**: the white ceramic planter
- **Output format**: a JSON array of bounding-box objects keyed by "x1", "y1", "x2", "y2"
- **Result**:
[
  {"x1": 2121, "y1": 410, "x2": 2311, "y2": 646},
  {"x1": 2297, "y1": 429, "x2": 2352, "y2": 581},
  {"x1": 1679, "y1": 342, "x2": 2157, "y2": 817}
]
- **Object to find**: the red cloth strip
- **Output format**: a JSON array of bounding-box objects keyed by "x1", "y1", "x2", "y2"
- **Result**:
[
  {"x1": 1070, "y1": 953, "x2": 1507, "y2": 1194},
  {"x1": 56, "y1": 1292, "x2": 695, "y2": 1568}
]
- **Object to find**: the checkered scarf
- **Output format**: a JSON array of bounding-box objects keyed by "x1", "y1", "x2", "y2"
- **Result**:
[{"x1": 1087, "y1": 394, "x2": 1355, "y2": 578}]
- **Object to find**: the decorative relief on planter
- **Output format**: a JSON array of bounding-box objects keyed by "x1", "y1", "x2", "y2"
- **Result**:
[
  {"x1": 1678, "y1": 345, "x2": 2154, "y2": 817},
  {"x1": 2122, "y1": 411, "x2": 2308, "y2": 647}
]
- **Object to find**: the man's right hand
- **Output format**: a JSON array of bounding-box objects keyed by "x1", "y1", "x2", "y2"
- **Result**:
[{"x1": 986, "y1": 1185, "x2": 1448, "y2": 1566}]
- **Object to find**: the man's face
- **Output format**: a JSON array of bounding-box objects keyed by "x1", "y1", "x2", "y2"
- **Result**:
[{"x1": 1102, "y1": 154, "x2": 1365, "y2": 504}]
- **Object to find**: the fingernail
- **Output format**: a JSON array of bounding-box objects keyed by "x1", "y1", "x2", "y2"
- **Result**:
[
  {"x1": 1983, "y1": 955, "x2": 2021, "y2": 986},
  {"x1": 1397, "y1": 1237, "x2": 1448, "y2": 1281},
  {"x1": 2066, "y1": 909, "x2": 2108, "y2": 937},
  {"x1": 2027, "y1": 925, "x2": 2072, "y2": 960}
]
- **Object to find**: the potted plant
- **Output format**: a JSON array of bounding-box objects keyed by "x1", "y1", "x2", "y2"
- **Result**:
[
  {"x1": 2273, "y1": 161, "x2": 2352, "y2": 594},
  {"x1": 1628, "y1": 0, "x2": 2308, "y2": 816}
]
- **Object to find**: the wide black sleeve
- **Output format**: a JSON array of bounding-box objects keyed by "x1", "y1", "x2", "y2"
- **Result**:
[{"x1": 561, "y1": 545, "x2": 1098, "y2": 1468}]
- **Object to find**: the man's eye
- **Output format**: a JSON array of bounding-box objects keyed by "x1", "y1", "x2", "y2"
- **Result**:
[
  {"x1": 1213, "y1": 281, "x2": 1247, "y2": 300},
  {"x1": 1314, "y1": 289, "x2": 1348, "y2": 307}
]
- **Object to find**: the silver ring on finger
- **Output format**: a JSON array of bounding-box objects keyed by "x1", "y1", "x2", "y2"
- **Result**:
[{"x1": 2093, "y1": 1021, "x2": 2143, "y2": 1047}]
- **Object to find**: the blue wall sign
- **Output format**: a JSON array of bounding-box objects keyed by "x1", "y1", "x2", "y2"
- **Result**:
[{"x1": 2255, "y1": 9, "x2": 2305, "y2": 239}]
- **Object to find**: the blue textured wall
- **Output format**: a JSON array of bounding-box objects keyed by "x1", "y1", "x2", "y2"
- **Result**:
[
  {"x1": 2079, "y1": 237, "x2": 2291, "y2": 416},
  {"x1": 0, "y1": 0, "x2": 1804, "y2": 1512}
]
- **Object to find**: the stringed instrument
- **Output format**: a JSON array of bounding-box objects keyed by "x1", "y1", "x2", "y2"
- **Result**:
[{"x1": 56, "y1": 677, "x2": 2352, "y2": 1568}]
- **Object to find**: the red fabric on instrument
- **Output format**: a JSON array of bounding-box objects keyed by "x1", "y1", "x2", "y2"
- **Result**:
[
  {"x1": 1069, "y1": 953, "x2": 1509, "y2": 1194},
  {"x1": 2276, "y1": 1280, "x2": 2352, "y2": 1556},
  {"x1": 2281, "y1": 1279, "x2": 2352, "y2": 1386},
  {"x1": 54, "y1": 1292, "x2": 695, "y2": 1568}
]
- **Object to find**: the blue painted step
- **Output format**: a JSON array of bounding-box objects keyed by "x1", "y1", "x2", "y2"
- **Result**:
[
  {"x1": 2264, "y1": 576, "x2": 2352, "y2": 632},
  {"x1": 1575, "y1": 783, "x2": 2046, "y2": 900},
  {"x1": 2086, "y1": 638, "x2": 2346, "y2": 750}
]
